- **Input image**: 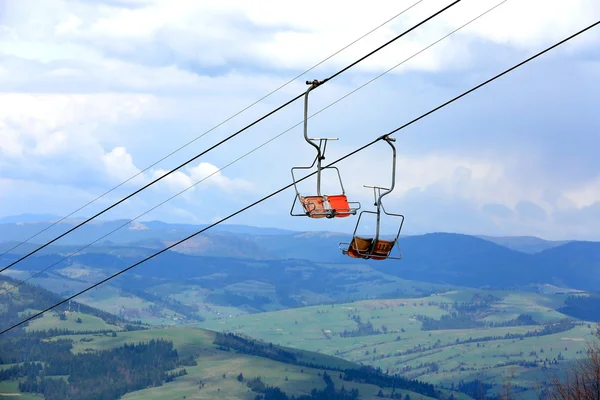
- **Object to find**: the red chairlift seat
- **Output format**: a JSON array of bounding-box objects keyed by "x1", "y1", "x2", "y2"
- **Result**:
[
  {"x1": 299, "y1": 194, "x2": 355, "y2": 219},
  {"x1": 327, "y1": 195, "x2": 353, "y2": 218},
  {"x1": 290, "y1": 79, "x2": 361, "y2": 220},
  {"x1": 299, "y1": 195, "x2": 326, "y2": 218}
]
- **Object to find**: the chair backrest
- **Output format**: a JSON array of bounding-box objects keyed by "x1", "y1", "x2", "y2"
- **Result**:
[
  {"x1": 346, "y1": 236, "x2": 395, "y2": 260},
  {"x1": 347, "y1": 236, "x2": 372, "y2": 258},
  {"x1": 370, "y1": 239, "x2": 396, "y2": 260},
  {"x1": 327, "y1": 195, "x2": 352, "y2": 218},
  {"x1": 300, "y1": 196, "x2": 326, "y2": 218}
]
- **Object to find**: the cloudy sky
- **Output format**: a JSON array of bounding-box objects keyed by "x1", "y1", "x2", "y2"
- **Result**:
[{"x1": 1, "y1": 0, "x2": 599, "y2": 241}]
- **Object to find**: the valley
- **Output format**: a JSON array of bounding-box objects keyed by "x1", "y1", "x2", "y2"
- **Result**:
[
  {"x1": 1, "y1": 218, "x2": 599, "y2": 399},
  {"x1": 0, "y1": 275, "x2": 448, "y2": 399},
  {"x1": 200, "y1": 291, "x2": 597, "y2": 399}
]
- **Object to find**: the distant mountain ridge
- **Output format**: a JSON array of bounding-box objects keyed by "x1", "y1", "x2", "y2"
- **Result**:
[
  {"x1": 0, "y1": 217, "x2": 299, "y2": 248},
  {"x1": 0, "y1": 213, "x2": 578, "y2": 249},
  {"x1": 1, "y1": 215, "x2": 599, "y2": 291},
  {"x1": 476, "y1": 235, "x2": 571, "y2": 254}
]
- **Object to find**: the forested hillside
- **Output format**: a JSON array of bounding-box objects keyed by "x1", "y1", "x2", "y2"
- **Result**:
[{"x1": 0, "y1": 275, "x2": 444, "y2": 400}]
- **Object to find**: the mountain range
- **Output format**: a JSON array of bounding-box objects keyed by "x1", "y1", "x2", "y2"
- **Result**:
[{"x1": 0, "y1": 214, "x2": 598, "y2": 293}]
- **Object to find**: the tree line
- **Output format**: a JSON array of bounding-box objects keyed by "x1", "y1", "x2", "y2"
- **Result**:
[
  {"x1": 17, "y1": 338, "x2": 195, "y2": 400},
  {"x1": 248, "y1": 372, "x2": 360, "y2": 400},
  {"x1": 214, "y1": 332, "x2": 439, "y2": 398},
  {"x1": 558, "y1": 293, "x2": 600, "y2": 322},
  {"x1": 0, "y1": 275, "x2": 145, "y2": 339}
]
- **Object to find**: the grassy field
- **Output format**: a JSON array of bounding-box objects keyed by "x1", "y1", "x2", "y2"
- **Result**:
[
  {"x1": 1, "y1": 272, "x2": 466, "y2": 400},
  {"x1": 61, "y1": 327, "x2": 356, "y2": 371},
  {"x1": 10, "y1": 321, "x2": 448, "y2": 400},
  {"x1": 121, "y1": 351, "x2": 437, "y2": 400},
  {"x1": 155, "y1": 282, "x2": 254, "y2": 321},
  {"x1": 25, "y1": 310, "x2": 121, "y2": 332},
  {"x1": 199, "y1": 290, "x2": 597, "y2": 398},
  {"x1": 8, "y1": 259, "x2": 457, "y2": 329},
  {"x1": 0, "y1": 380, "x2": 43, "y2": 399},
  {"x1": 77, "y1": 285, "x2": 191, "y2": 325},
  {"x1": 479, "y1": 291, "x2": 570, "y2": 323},
  {"x1": 4, "y1": 270, "x2": 596, "y2": 399}
]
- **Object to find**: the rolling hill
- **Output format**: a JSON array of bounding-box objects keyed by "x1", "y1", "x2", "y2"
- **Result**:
[
  {"x1": 1, "y1": 216, "x2": 600, "y2": 333},
  {"x1": 0, "y1": 275, "x2": 449, "y2": 400},
  {"x1": 476, "y1": 235, "x2": 570, "y2": 254},
  {"x1": 2, "y1": 216, "x2": 598, "y2": 399},
  {"x1": 200, "y1": 290, "x2": 599, "y2": 400},
  {"x1": 533, "y1": 241, "x2": 600, "y2": 290}
]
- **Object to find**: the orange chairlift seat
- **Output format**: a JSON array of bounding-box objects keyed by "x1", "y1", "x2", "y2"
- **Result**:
[
  {"x1": 291, "y1": 79, "x2": 360, "y2": 219},
  {"x1": 345, "y1": 236, "x2": 397, "y2": 260},
  {"x1": 298, "y1": 194, "x2": 355, "y2": 219},
  {"x1": 339, "y1": 135, "x2": 404, "y2": 261}
]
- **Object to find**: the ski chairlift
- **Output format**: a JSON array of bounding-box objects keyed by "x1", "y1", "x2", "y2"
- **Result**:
[
  {"x1": 339, "y1": 135, "x2": 404, "y2": 260},
  {"x1": 290, "y1": 79, "x2": 361, "y2": 219}
]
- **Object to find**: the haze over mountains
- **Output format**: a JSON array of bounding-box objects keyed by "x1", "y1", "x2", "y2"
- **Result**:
[{"x1": 1, "y1": 214, "x2": 598, "y2": 293}]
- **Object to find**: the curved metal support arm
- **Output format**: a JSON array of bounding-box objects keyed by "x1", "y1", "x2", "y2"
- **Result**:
[
  {"x1": 304, "y1": 80, "x2": 324, "y2": 195},
  {"x1": 303, "y1": 82, "x2": 321, "y2": 152},
  {"x1": 361, "y1": 136, "x2": 397, "y2": 204},
  {"x1": 372, "y1": 135, "x2": 397, "y2": 245},
  {"x1": 340, "y1": 135, "x2": 403, "y2": 261},
  {"x1": 378, "y1": 135, "x2": 397, "y2": 203}
]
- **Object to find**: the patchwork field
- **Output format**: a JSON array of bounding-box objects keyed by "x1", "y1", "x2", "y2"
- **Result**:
[
  {"x1": 8, "y1": 260, "x2": 458, "y2": 328},
  {"x1": 1, "y1": 280, "x2": 454, "y2": 400},
  {"x1": 0, "y1": 380, "x2": 43, "y2": 399},
  {"x1": 4, "y1": 321, "x2": 448, "y2": 400},
  {"x1": 199, "y1": 290, "x2": 598, "y2": 399},
  {"x1": 2, "y1": 227, "x2": 600, "y2": 399},
  {"x1": 25, "y1": 310, "x2": 121, "y2": 332}
]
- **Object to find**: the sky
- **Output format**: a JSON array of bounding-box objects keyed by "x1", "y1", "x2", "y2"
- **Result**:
[{"x1": 0, "y1": 0, "x2": 599, "y2": 241}]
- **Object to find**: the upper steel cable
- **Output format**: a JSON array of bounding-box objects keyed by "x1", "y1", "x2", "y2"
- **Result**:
[
  {"x1": 2, "y1": 18, "x2": 597, "y2": 335},
  {"x1": 0, "y1": 0, "x2": 462, "y2": 273}
]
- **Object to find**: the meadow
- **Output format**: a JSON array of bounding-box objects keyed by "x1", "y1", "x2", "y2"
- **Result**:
[
  {"x1": 1, "y1": 313, "x2": 449, "y2": 399},
  {"x1": 2, "y1": 228, "x2": 599, "y2": 399},
  {"x1": 199, "y1": 289, "x2": 598, "y2": 399}
]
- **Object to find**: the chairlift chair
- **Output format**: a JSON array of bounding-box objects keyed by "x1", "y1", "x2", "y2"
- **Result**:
[
  {"x1": 339, "y1": 135, "x2": 405, "y2": 260},
  {"x1": 290, "y1": 79, "x2": 361, "y2": 219}
]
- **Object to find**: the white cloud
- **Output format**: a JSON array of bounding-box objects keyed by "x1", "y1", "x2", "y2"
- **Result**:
[
  {"x1": 102, "y1": 146, "x2": 143, "y2": 183},
  {"x1": 188, "y1": 162, "x2": 254, "y2": 192},
  {"x1": 0, "y1": 93, "x2": 160, "y2": 148},
  {"x1": 3, "y1": 0, "x2": 598, "y2": 91},
  {"x1": 151, "y1": 162, "x2": 254, "y2": 196},
  {"x1": 564, "y1": 176, "x2": 600, "y2": 209},
  {"x1": 454, "y1": 0, "x2": 600, "y2": 49},
  {"x1": 151, "y1": 168, "x2": 193, "y2": 193},
  {"x1": 340, "y1": 151, "x2": 513, "y2": 205},
  {"x1": 0, "y1": 0, "x2": 598, "y2": 240},
  {"x1": 328, "y1": 149, "x2": 594, "y2": 237},
  {"x1": 0, "y1": 92, "x2": 165, "y2": 190}
]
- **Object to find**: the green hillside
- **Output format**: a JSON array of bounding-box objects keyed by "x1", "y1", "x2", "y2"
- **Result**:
[
  {"x1": 0, "y1": 276, "x2": 452, "y2": 400},
  {"x1": 1, "y1": 323, "x2": 442, "y2": 400},
  {"x1": 2, "y1": 220, "x2": 600, "y2": 399},
  {"x1": 4, "y1": 257, "x2": 454, "y2": 328},
  {"x1": 199, "y1": 290, "x2": 598, "y2": 399}
]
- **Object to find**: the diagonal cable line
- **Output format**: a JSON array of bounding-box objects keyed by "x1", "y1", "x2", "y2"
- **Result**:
[
  {"x1": 0, "y1": 0, "x2": 427, "y2": 259},
  {"x1": 0, "y1": 0, "x2": 507, "y2": 297},
  {"x1": 3, "y1": 17, "x2": 597, "y2": 335},
  {"x1": 0, "y1": 0, "x2": 462, "y2": 273}
]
